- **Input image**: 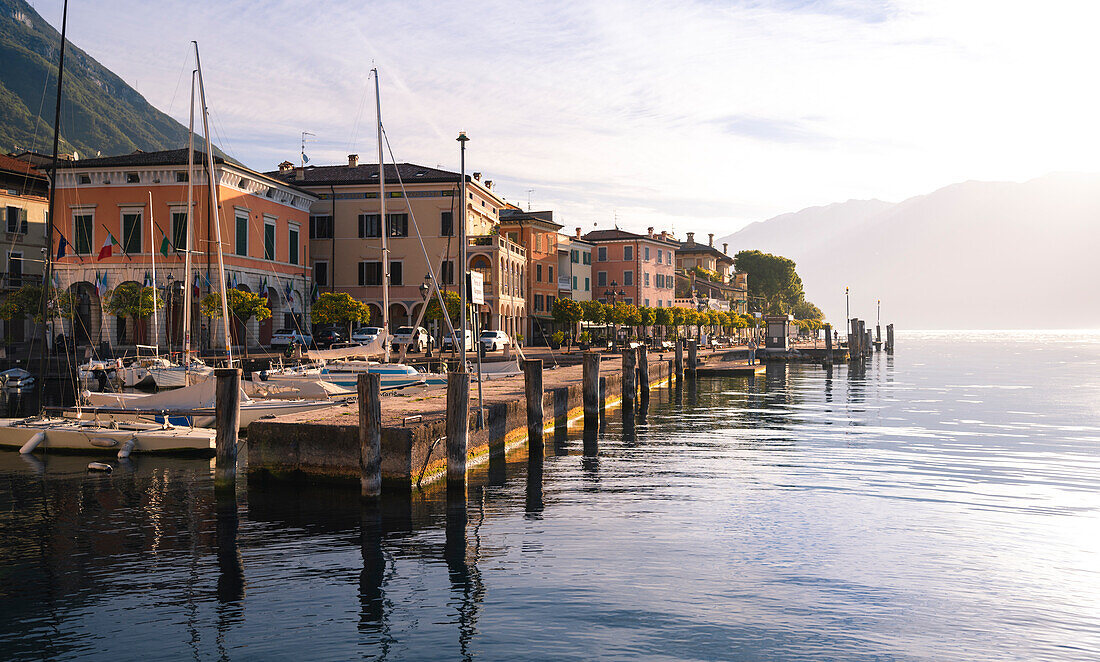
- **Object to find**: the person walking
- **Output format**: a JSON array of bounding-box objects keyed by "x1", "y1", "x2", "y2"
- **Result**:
[{"x1": 748, "y1": 338, "x2": 757, "y2": 365}]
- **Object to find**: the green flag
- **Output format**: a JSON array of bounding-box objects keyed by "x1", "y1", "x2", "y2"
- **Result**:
[{"x1": 159, "y1": 234, "x2": 172, "y2": 257}]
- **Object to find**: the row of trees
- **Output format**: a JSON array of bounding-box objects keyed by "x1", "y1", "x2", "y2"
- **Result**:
[{"x1": 551, "y1": 298, "x2": 766, "y2": 343}]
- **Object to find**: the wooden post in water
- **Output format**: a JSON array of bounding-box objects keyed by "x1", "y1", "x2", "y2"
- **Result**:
[
  {"x1": 621, "y1": 347, "x2": 637, "y2": 410},
  {"x1": 674, "y1": 339, "x2": 684, "y2": 382},
  {"x1": 688, "y1": 339, "x2": 698, "y2": 376},
  {"x1": 214, "y1": 367, "x2": 241, "y2": 489},
  {"x1": 445, "y1": 371, "x2": 471, "y2": 494},
  {"x1": 637, "y1": 344, "x2": 650, "y2": 402},
  {"x1": 523, "y1": 359, "x2": 544, "y2": 457},
  {"x1": 886, "y1": 324, "x2": 895, "y2": 353},
  {"x1": 583, "y1": 352, "x2": 601, "y2": 430},
  {"x1": 358, "y1": 372, "x2": 382, "y2": 498},
  {"x1": 865, "y1": 330, "x2": 872, "y2": 357},
  {"x1": 824, "y1": 323, "x2": 833, "y2": 364}
]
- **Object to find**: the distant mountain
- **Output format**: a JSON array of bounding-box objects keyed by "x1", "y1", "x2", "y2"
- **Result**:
[
  {"x1": 0, "y1": 0, "x2": 192, "y2": 158},
  {"x1": 719, "y1": 173, "x2": 1100, "y2": 329}
]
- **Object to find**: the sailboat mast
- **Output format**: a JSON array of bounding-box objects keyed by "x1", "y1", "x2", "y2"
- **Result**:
[
  {"x1": 148, "y1": 191, "x2": 158, "y2": 354},
  {"x1": 39, "y1": 0, "x2": 68, "y2": 396},
  {"x1": 182, "y1": 70, "x2": 196, "y2": 366},
  {"x1": 194, "y1": 42, "x2": 233, "y2": 364},
  {"x1": 372, "y1": 68, "x2": 390, "y2": 361}
]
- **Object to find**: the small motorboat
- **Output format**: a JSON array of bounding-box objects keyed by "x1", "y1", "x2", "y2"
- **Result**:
[{"x1": 0, "y1": 368, "x2": 35, "y2": 389}]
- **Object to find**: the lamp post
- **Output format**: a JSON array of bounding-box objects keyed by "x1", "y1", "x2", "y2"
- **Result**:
[{"x1": 845, "y1": 286, "x2": 850, "y2": 325}]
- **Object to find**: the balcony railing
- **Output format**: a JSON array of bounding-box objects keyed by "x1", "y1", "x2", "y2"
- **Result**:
[
  {"x1": 468, "y1": 234, "x2": 526, "y2": 259},
  {"x1": 557, "y1": 276, "x2": 571, "y2": 291},
  {"x1": 0, "y1": 273, "x2": 43, "y2": 290}
]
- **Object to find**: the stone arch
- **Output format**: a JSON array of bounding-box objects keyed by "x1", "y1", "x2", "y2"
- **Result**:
[
  {"x1": 366, "y1": 303, "x2": 383, "y2": 327},
  {"x1": 67, "y1": 281, "x2": 100, "y2": 346},
  {"x1": 388, "y1": 302, "x2": 409, "y2": 330}
]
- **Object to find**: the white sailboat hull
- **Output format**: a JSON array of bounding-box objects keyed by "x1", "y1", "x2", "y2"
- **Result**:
[{"x1": 0, "y1": 418, "x2": 215, "y2": 454}]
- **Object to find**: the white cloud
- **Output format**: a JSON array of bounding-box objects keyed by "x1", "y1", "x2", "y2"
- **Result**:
[{"x1": 30, "y1": 0, "x2": 1100, "y2": 236}]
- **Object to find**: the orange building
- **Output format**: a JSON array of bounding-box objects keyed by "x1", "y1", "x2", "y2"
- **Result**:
[
  {"x1": 52, "y1": 149, "x2": 316, "y2": 350},
  {"x1": 499, "y1": 207, "x2": 563, "y2": 343}
]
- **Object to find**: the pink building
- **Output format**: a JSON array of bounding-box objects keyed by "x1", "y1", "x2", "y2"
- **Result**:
[{"x1": 582, "y1": 227, "x2": 678, "y2": 308}]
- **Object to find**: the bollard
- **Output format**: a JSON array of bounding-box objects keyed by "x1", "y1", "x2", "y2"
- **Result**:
[
  {"x1": 522, "y1": 359, "x2": 544, "y2": 457},
  {"x1": 445, "y1": 371, "x2": 471, "y2": 495},
  {"x1": 638, "y1": 344, "x2": 650, "y2": 402},
  {"x1": 674, "y1": 339, "x2": 684, "y2": 382},
  {"x1": 824, "y1": 323, "x2": 833, "y2": 362},
  {"x1": 358, "y1": 372, "x2": 382, "y2": 499},
  {"x1": 214, "y1": 367, "x2": 241, "y2": 490},
  {"x1": 622, "y1": 347, "x2": 637, "y2": 410},
  {"x1": 886, "y1": 324, "x2": 895, "y2": 353},
  {"x1": 865, "y1": 330, "x2": 873, "y2": 357},
  {"x1": 688, "y1": 339, "x2": 698, "y2": 376},
  {"x1": 583, "y1": 352, "x2": 601, "y2": 430}
]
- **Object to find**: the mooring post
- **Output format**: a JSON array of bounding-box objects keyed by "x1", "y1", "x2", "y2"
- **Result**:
[
  {"x1": 583, "y1": 351, "x2": 601, "y2": 430},
  {"x1": 445, "y1": 371, "x2": 471, "y2": 495},
  {"x1": 875, "y1": 323, "x2": 882, "y2": 346},
  {"x1": 865, "y1": 330, "x2": 872, "y2": 357},
  {"x1": 886, "y1": 324, "x2": 895, "y2": 353},
  {"x1": 824, "y1": 323, "x2": 833, "y2": 359},
  {"x1": 358, "y1": 372, "x2": 382, "y2": 499},
  {"x1": 522, "y1": 359, "x2": 544, "y2": 457},
  {"x1": 622, "y1": 347, "x2": 637, "y2": 410},
  {"x1": 214, "y1": 367, "x2": 241, "y2": 490},
  {"x1": 637, "y1": 344, "x2": 650, "y2": 402},
  {"x1": 688, "y1": 339, "x2": 698, "y2": 376},
  {"x1": 674, "y1": 338, "x2": 684, "y2": 382}
]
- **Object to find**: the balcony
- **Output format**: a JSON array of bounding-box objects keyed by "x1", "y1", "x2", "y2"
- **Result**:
[
  {"x1": 468, "y1": 234, "x2": 526, "y2": 259},
  {"x1": 0, "y1": 272, "x2": 43, "y2": 290},
  {"x1": 557, "y1": 276, "x2": 571, "y2": 291}
]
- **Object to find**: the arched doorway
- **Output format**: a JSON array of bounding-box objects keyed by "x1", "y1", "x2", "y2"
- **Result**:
[
  {"x1": 68, "y1": 281, "x2": 100, "y2": 345},
  {"x1": 388, "y1": 303, "x2": 409, "y2": 331},
  {"x1": 259, "y1": 291, "x2": 275, "y2": 345}
]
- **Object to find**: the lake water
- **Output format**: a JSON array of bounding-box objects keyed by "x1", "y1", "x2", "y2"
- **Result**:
[{"x1": 1, "y1": 331, "x2": 1099, "y2": 661}]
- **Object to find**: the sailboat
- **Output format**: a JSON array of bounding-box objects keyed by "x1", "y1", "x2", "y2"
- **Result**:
[{"x1": 0, "y1": 3, "x2": 215, "y2": 456}]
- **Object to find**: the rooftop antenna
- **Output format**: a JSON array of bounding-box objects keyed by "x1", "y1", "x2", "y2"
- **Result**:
[
  {"x1": 300, "y1": 131, "x2": 315, "y2": 168},
  {"x1": 614, "y1": 209, "x2": 618, "y2": 229},
  {"x1": 526, "y1": 189, "x2": 534, "y2": 211}
]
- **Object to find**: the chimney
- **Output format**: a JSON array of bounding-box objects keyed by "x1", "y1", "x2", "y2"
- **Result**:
[
  {"x1": 278, "y1": 160, "x2": 294, "y2": 173},
  {"x1": 723, "y1": 242, "x2": 728, "y2": 254},
  {"x1": 575, "y1": 227, "x2": 582, "y2": 238},
  {"x1": 647, "y1": 226, "x2": 654, "y2": 238},
  {"x1": 294, "y1": 167, "x2": 305, "y2": 181},
  {"x1": 686, "y1": 231, "x2": 695, "y2": 244},
  {"x1": 473, "y1": 172, "x2": 482, "y2": 181},
  {"x1": 485, "y1": 180, "x2": 493, "y2": 189},
  {"x1": 348, "y1": 154, "x2": 359, "y2": 167},
  {"x1": 660, "y1": 231, "x2": 668, "y2": 241},
  {"x1": 708, "y1": 233, "x2": 714, "y2": 247}
]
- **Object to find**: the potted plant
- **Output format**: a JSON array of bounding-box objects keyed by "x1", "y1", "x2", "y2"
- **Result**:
[
  {"x1": 578, "y1": 330, "x2": 591, "y2": 350},
  {"x1": 550, "y1": 330, "x2": 565, "y2": 349},
  {"x1": 515, "y1": 333, "x2": 524, "y2": 347}
]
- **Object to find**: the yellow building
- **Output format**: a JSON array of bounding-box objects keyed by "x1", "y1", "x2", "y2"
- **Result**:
[
  {"x1": 0, "y1": 154, "x2": 49, "y2": 344},
  {"x1": 271, "y1": 158, "x2": 527, "y2": 335}
]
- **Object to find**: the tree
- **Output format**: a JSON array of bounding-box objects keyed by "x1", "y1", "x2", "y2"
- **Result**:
[
  {"x1": 106, "y1": 282, "x2": 163, "y2": 345},
  {"x1": 637, "y1": 306, "x2": 656, "y2": 338},
  {"x1": 734, "y1": 250, "x2": 805, "y2": 314},
  {"x1": 792, "y1": 299, "x2": 824, "y2": 320},
  {"x1": 654, "y1": 307, "x2": 673, "y2": 339},
  {"x1": 201, "y1": 288, "x2": 272, "y2": 357},
  {"x1": 0, "y1": 285, "x2": 73, "y2": 324},
  {"x1": 580, "y1": 299, "x2": 605, "y2": 325},
  {"x1": 425, "y1": 290, "x2": 461, "y2": 327},
  {"x1": 311, "y1": 292, "x2": 369, "y2": 336},
  {"x1": 551, "y1": 297, "x2": 583, "y2": 342}
]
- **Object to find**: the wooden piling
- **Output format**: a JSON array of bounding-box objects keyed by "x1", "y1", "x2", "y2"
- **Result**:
[
  {"x1": 445, "y1": 371, "x2": 471, "y2": 494},
  {"x1": 637, "y1": 344, "x2": 650, "y2": 401},
  {"x1": 358, "y1": 372, "x2": 382, "y2": 499},
  {"x1": 688, "y1": 339, "x2": 698, "y2": 376},
  {"x1": 886, "y1": 324, "x2": 895, "y2": 353},
  {"x1": 583, "y1": 351, "x2": 601, "y2": 430},
  {"x1": 214, "y1": 367, "x2": 241, "y2": 489},
  {"x1": 522, "y1": 359, "x2": 544, "y2": 457},
  {"x1": 622, "y1": 347, "x2": 637, "y2": 409},
  {"x1": 674, "y1": 339, "x2": 684, "y2": 382}
]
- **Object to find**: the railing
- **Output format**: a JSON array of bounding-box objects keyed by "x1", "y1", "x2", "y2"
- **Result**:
[
  {"x1": 557, "y1": 276, "x2": 571, "y2": 291},
  {"x1": 468, "y1": 234, "x2": 526, "y2": 259},
  {"x1": 0, "y1": 273, "x2": 43, "y2": 290}
]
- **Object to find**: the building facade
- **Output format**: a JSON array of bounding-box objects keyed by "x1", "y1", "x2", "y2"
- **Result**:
[
  {"x1": 0, "y1": 154, "x2": 50, "y2": 343},
  {"x1": 52, "y1": 149, "x2": 316, "y2": 350},
  {"x1": 583, "y1": 227, "x2": 678, "y2": 308},
  {"x1": 558, "y1": 230, "x2": 593, "y2": 302},
  {"x1": 270, "y1": 158, "x2": 526, "y2": 338},
  {"x1": 499, "y1": 208, "x2": 563, "y2": 341},
  {"x1": 674, "y1": 232, "x2": 747, "y2": 313}
]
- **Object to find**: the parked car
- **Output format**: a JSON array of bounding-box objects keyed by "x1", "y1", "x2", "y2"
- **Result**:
[
  {"x1": 392, "y1": 326, "x2": 430, "y2": 352},
  {"x1": 442, "y1": 329, "x2": 473, "y2": 352},
  {"x1": 270, "y1": 328, "x2": 313, "y2": 348},
  {"x1": 479, "y1": 330, "x2": 510, "y2": 351},
  {"x1": 351, "y1": 326, "x2": 384, "y2": 345},
  {"x1": 314, "y1": 327, "x2": 344, "y2": 348}
]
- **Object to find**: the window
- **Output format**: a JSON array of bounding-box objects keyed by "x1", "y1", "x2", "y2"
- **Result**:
[
  {"x1": 656, "y1": 273, "x2": 663, "y2": 288},
  {"x1": 547, "y1": 295, "x2": 555, "y2": 310},
  {"x1": 536, "y1": 264, "x2": 543, "y2": 281},
  {"x1": 122, "y1": 212, "x2": 142, "y2": 254},
  {"x1": 623, "y1": 270, "x2": 634, "y2": 286},
  {"x1": 310, "y1": 215, "x2": 333, "y2": 239},
  {"x1": 548, "y1": 265, "x2": 554, "y2": 282},
  {"x1": 387, "y1": 213, "x2": 408, "y2": 237},
  {"x1": 623, "y1": 245, "x2": 633, "y2": 261},
  {"x1": 358, "y1": 214, "x2": 381, "y2": 238},
  {"x1": 584, "y1": 277, "x2": 590, "y2": 291},
  {"x1": 125, "y1": 172, "x2": 139, "y2": 183},
  {"x1": 572, "y1": 275, "x2": 577, "y2": 289},
  {"x1": 657, "y1": 249, "x2": 663, "y2": 263},
  {"x1": 175, "y1": 171, "x2": 188, "y2": 183},
  {"x1": 314, "y1": 261, "x2": 328, "y2": 287},
  {"x1": 288, "y1": 225, "x2": 299, "y2": 265},
  {"x1": 440, "y1": 260, "x2": 455, "y2": 284},
  {"x1": 644, "y1": 272, "x2": 650, "y2": 287},
  {"x1": 74, "y1": 213, "x2": 93, "y2": 254},
  {"x1": 78, "y1": 174, "x2": 91, "y2": 185},
  {"x1": 534, "y1": 294, "x2": 544, "y2": 311},
  {"x1": 667, "y1": 251, "x2": 673, "y2": 265},
  {"x1": 570, "y1": 249, "x2": 578, "y2": 263},
  {"x1": 390, "y1": 261, "x2": 403, "y2": 286},
  {"x1": 171, "y1": 211, "x2": 187, "y2": 252},
  {"x1": 624, "y1": 298, "x2": 633, "y2": 305},
  {"x1": 597, "y1": 271, "x2": 607, "y2": 287},
  {"x1": 644, "y1": 298, "x2": 650, "y2": 307},
  {"x1": 264, "y1": 221, "x2": 276, "y2": 261},
  {"x1": 597, "y1": 246, "x2": 607, "y2": 262},
  {"x1": 234, "y1": 213, "x2": 248, "y2": 256},
  {"x1": 644, "y1": 246, "x2": 650, "y2": 261},
  {"x1": 536, "y1": 234, "x2": 542, "y2": 251},
  {"x1": 583, "y1": 251, "x2": 591, "y2": 265},
  {"x1": 5, "y1": 207, "x2": 27, "y2": 234},
  {"x1": 359, "y1": 261, "x2": 382, "y2": 286},
  {"x1": 440, "y1": 211, "x2": 453, "y2": 236}
]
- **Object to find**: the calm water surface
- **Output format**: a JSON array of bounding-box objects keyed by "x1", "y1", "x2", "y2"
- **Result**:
[{"x1": 2, "y1": 331, "x2": 1099, "y2": 661}]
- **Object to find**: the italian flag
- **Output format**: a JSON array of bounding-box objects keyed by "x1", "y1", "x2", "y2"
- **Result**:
[{"x1": 98, "y1": 232, "x2": 120, "y2": 260}]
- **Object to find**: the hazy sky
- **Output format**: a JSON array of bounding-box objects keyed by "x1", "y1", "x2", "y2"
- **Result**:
[{"x1": 29, "y1": 0, "x2": 1100, "y2": 238}]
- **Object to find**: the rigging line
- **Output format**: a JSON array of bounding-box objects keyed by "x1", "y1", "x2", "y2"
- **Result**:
[
  {"x1": 163, "y1": 46, "x2": 191, "y2": 127},
  {"x1": 380, "y1": 126, "x2": 461, "y2": 352}
]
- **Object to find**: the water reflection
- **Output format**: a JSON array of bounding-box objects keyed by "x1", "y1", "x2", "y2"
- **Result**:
[{"x1": 445, "y1": 491, "x2": 484, "y2": 662}]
